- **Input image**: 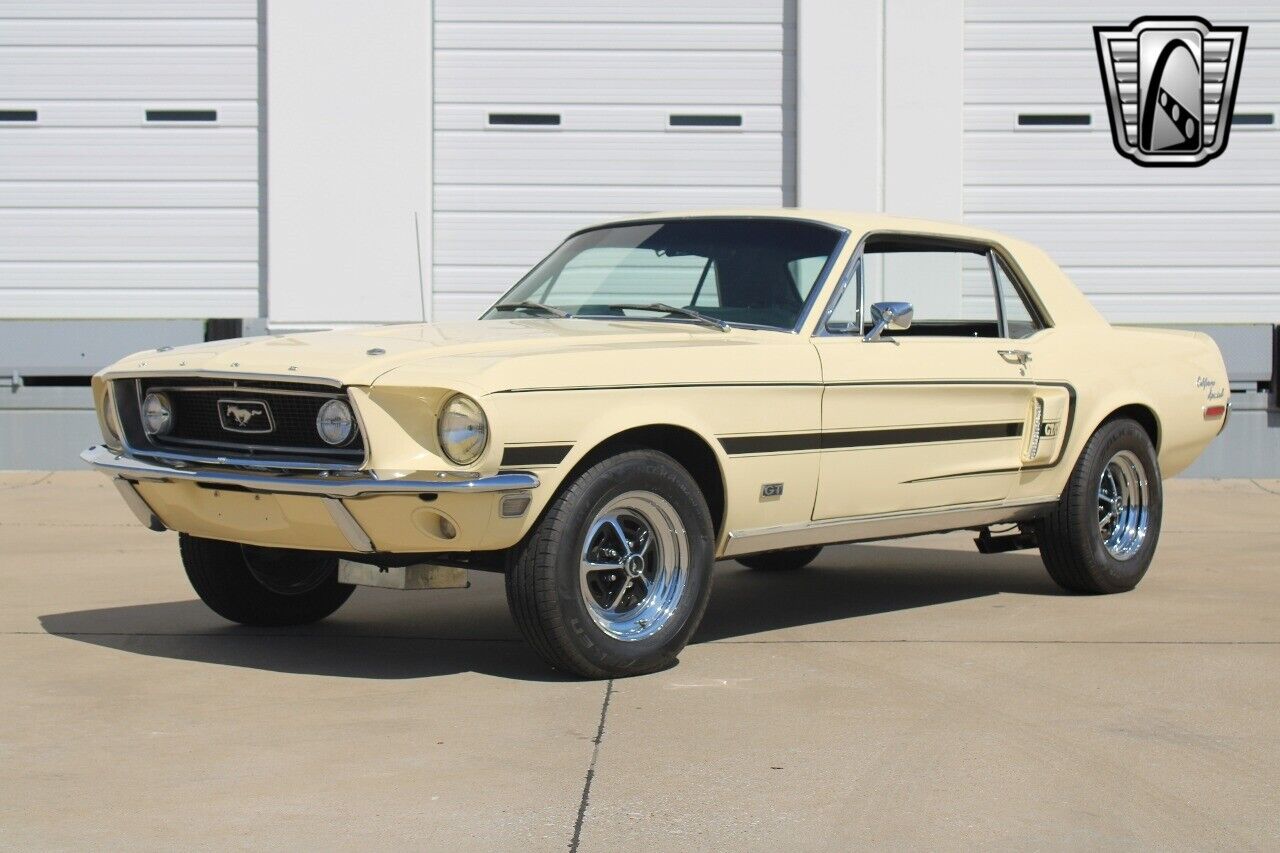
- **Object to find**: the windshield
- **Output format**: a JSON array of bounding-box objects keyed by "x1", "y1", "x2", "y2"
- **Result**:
[{"x1": 483, "y1": 218, "x2": 843, "y2": 330}]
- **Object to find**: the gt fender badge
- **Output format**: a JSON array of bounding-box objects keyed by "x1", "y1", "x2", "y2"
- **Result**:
[
  {"x1": 1094, "y1": 16, "x2": 1248, "y2": 167},
  {"x1": 761, "y1": 483, "x2": 784, "y2": 500}
]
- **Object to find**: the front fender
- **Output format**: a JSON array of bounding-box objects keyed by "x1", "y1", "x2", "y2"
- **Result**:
[{"x1": 481, "y1": 389, "x2": 729, "y2": 534}]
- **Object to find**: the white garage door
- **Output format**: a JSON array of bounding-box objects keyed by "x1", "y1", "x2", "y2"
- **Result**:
[
  {"x1": 0, "y1": 0, "x2": 259, "y2": 320},
  {"x1": 432, "y1": 0, "x2": 795, "y2": 321},
  {"x1": 964, "y1": 1, "x2": 1280, "y2": 323}
]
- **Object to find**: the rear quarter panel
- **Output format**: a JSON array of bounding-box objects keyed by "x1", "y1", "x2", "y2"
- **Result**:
[{"x1": 1012, "y1": 325, "x2": 1227, "y2": 504}]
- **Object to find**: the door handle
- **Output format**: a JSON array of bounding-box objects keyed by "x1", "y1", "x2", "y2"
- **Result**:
[{"x1": 997, "y1": 349, "x2": 1032, "y2": 365}]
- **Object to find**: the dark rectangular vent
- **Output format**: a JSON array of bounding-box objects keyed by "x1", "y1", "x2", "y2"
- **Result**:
[
  {"x1": 488, "y1": 113, "x2": 560, "y2": 126},
  {"x1": 1017, "y1": 113, "x2": 1091, "y2": 127},
  {"x1": 17, "y1": 375, "x2": 91, "y2": 387},
  {"x1": 670, "y1": 114, "x2": 742, "y2": 127},
  {"x1": 146, "y1": 109, "x2": 217, "y2": 122},
  {"x1": 1232, "y1": 112, "x2": 1274, "y2": 126},
  {"x1": 0, "y1": 110, "x2": 37, "y2": 122}
]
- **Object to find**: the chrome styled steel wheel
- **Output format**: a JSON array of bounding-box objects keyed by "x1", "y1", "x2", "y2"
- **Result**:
[
  {"x1": 579, "y1": 490, "x2": 690, "y2": 641},
  {"x1": 1096, "y1": 449, "x2": 1150, "y2": 561},
  {"x1": 1038, "y1": 418, "x2": 1162, "y2": 594}
]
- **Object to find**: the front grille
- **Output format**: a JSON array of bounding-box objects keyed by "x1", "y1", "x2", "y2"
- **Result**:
[{"x1": 114, "y1": 377, "x2": 365, "y2": 465}]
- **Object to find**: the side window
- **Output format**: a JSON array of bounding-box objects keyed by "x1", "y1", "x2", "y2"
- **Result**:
[
  {"x1": 822, "y1": 237, "x2": 1047, "y2": 339},
  {"x1": 863, "y1": 243, "x2": 1000, "y2": 338},
  {"x1": 993, "y1": 257, "x2": 1041, "y2": 339}
]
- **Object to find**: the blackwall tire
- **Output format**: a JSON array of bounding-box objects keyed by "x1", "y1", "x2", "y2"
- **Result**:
[
  {"x1": 1035, "y1": 418, "x2": 1163, "y2": 594},
  {"x1": 505, "y1": 449, "x2": 715, "y2": 679},
  {"x1": 179, "y1": 534, "x2": 355, "y2": 626},
  {"x1": 737, "y1": 546, "x2": 823, "y2": 572}
]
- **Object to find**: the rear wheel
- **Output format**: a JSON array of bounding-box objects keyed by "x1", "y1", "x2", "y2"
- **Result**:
[
  {"x1": 737, "y1": 546, "x2": 822, "y2": 572},
  {"x1": 1036, "y1": 418, "x2": 1162, "y2": 594},
  {"x1": 179, "y1": 534, "x2": 355, "y2": 626},
  {"x1": 505, "y1": 449, "x2": 715, "y2": 678}
]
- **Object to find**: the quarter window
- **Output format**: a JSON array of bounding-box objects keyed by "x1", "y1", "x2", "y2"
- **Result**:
[{"x1": 993, "y1": 256, "x2": 1041, "y2": 339}]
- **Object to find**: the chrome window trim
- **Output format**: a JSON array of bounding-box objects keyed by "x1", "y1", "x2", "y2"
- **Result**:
[
  {"x1": 813, "y1": 243, "x2": 863, "y2": 337},
  {"x1": 989, "y1": 250, "x2": 1052, "y2": 337},
  {"x1": 987, "y1": 250, "x2": 1009, "y2": 339}
]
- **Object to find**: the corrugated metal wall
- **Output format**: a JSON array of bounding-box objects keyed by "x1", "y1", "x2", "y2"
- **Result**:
[
  {"x1": 0, "y1": 0, "x2": 260, "y2": 319},
  {"x1": 963, "y1": 1, "x2": 1280, "y2": 323},
  {"x1": 431, "y1": 0, "x2": 795, "y2": 321}
]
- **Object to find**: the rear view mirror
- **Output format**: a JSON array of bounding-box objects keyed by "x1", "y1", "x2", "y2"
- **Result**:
[{"x1": 864, "y1": 301, "x2": 914, "y2": 342}]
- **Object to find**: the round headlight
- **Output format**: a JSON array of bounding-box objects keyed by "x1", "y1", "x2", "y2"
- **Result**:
[
  {"x1": 102, "y1": 384, "x2": 122, "y2": 445},
  {"x1": 141, "y1": 391, "x2": 174, "y2": 436},
  {"x1": 316, "y1": 399, "x2": 356, "y2": 446},
  {"x1": 437, "y1": 394, "x2": 488, "y2": 465}
]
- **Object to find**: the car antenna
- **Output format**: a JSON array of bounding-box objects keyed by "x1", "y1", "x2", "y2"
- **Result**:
[{"x1": 414, "y1": 210, "x2": 427, "y2": 323}]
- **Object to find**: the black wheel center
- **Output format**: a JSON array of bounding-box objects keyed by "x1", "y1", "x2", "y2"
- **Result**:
[{"x1": 241, "y1": 545, "x2": 336, "y2": 596}]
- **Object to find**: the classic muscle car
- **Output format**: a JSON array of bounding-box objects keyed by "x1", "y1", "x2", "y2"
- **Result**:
[{"x1": 83, "y1": 211, "x2": 1229, "y2": 678}]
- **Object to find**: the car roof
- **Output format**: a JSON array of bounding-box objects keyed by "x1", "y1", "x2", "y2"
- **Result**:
[{"x1": 587, "y1": 209, "x2": 1019, "y2": 246}]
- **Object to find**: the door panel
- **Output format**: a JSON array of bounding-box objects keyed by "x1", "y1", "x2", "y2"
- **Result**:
[{"x1": 813, "y1": 338, "x2": 1036, "y2": 520}]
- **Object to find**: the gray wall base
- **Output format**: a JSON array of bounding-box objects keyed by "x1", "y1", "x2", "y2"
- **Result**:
[
  {"x1": 1, "y1": 319, "x2": 207, "y2": 378},
  {"x1": 1179, "y1": 410, "x2": 1280, "y2": 478},
  {"x1": 0, "y1": 391, "x2": 99, "y2": 470}
]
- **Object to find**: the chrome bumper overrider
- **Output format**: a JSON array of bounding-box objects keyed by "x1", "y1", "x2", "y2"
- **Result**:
[{"x1": 81, "y1": 445, "x2": 540, "y2": 498}]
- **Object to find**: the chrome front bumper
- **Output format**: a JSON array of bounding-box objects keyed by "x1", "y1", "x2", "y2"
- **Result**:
[
  {"x1": 81, "y1": 445, "x2": 540, "y2": 498},
  {"x1": 83, "y1": 445, "x2": 541, "y2": 553}
]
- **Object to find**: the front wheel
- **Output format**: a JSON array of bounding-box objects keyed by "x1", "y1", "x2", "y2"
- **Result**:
[
  {"x1": 505, "y1": 449, "x2": 715, "y2": 678},
  {"x1": 179, "y1": 534, "x2": 355, "y2": 626},
  {"x1": 1035, "y1": 418, "x2": 1163, "y2": 594}
]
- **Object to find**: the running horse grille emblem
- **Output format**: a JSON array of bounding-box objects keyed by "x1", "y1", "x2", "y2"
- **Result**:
[
  {"x1": 217, "y1": 398, "x2": 275, "y2": 434},
  {"x1": 1094, "y1": 16, "x2": 1248, "y2": 167}
]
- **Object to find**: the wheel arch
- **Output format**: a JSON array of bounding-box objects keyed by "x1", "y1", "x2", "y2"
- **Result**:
[
  {"x1": 1101, "y1": 403, "x2": 1161, "y2": 452},
  {"x1": 1042, "y1": 399, "x2": 1164, "y2": 500},
  {"x1": 548, "y1": 424, "x2": 728, "y2": 537}
]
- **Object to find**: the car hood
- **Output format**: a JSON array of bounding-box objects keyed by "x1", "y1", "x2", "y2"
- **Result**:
[{"x1": 100, "y1": 318, "x2": 782, "y2": 390}]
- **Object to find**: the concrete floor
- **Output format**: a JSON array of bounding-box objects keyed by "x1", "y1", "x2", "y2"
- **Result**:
[{"x1": 2, "y1": 473, "x2": 1278, "y2": 851}]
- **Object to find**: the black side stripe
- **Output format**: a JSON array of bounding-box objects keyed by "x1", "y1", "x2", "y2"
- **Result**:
[
  {"x1": 721, "y1": 433, "x2": 821, "y2": 453},
  {"x1": 501, "y1": 444, "x2": 573, "y2": 466},
  {"x1": 719, "y1": 422, "x2": 1023, "y2": 455}
]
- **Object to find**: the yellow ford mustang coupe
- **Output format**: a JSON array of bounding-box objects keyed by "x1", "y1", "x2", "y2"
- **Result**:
[{"x1": 84, "y1": 211, "x2": 1229, "y2": 678}]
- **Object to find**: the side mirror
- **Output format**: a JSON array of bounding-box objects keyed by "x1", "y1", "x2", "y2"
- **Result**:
[{"x1": 864, "y1": 301, "x2": 914, "y2": 342}]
